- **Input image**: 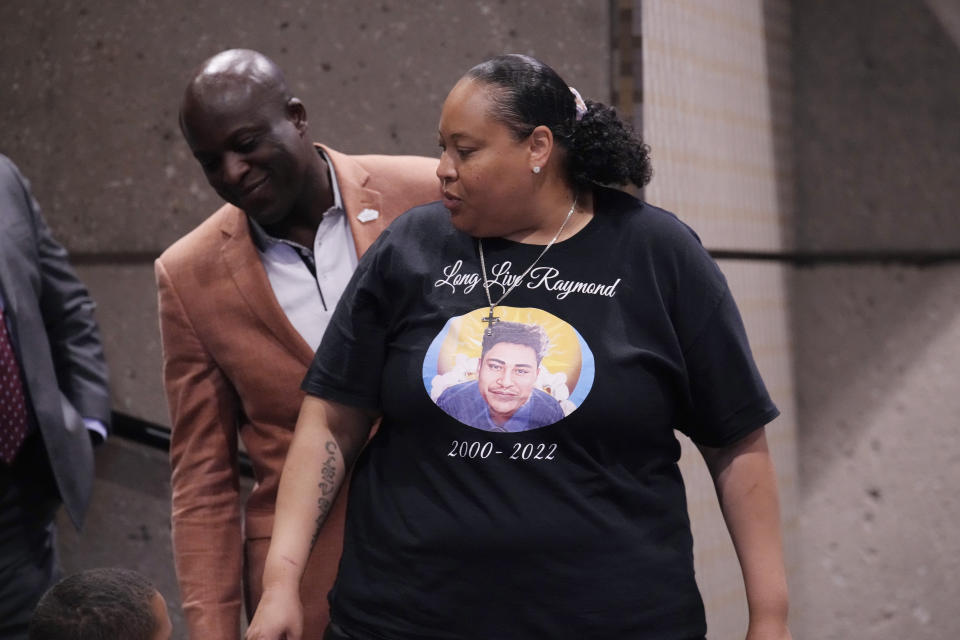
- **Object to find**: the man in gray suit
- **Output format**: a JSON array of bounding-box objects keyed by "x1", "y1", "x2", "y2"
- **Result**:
[{"x1": 0, "y1": 154, "x2": 111, "y2": 639}]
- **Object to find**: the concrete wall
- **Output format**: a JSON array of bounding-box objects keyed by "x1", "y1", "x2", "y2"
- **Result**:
[
  {"x1": 792, "y1": 1, "x2": 960, "y2": 638},
  {"x1": 637, "y1": 2, "x2": 960, "y2": 637},
  {"x1": 10, "y1": 1, "x2": 958, "y2": 638},
  {"x1": 793, "y1": 265, "x2": 960, "y2": 639},
  {"x1": 0, "y1": 2, "x2": 610, "y2": 637},
  {"x1": 639, "y1": 1, "x2": 797, "y2": 637},
  {"x1": 0, "y1": 0, "x2": 612, "y2": 429}
]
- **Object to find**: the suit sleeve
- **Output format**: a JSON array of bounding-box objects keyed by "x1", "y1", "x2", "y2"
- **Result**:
[
  {"x1": 156, "y1": 258, "x2": 244, "y2": 640},
  {"x1": 16, "y1": 160, "x2": 111, "y2": 428}
]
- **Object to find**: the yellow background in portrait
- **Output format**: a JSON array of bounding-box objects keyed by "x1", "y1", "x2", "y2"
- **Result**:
[{"x1": 436, "y1": 306, "x2": 582, "y2": 391}]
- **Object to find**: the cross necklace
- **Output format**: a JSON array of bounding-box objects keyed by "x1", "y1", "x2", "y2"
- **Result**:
[{"x1": 478, "y1": 198, "x2": 577, "y2": 335}]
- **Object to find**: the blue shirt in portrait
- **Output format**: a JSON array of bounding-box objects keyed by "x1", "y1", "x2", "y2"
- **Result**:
[{"x1": 436, "y1": 380, "x2": 565, "y2": 432}]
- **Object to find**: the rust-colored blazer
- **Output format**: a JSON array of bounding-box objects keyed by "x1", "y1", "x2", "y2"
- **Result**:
[{"x1": 156, "y1": 146, "x2": 439, "y2": 639}]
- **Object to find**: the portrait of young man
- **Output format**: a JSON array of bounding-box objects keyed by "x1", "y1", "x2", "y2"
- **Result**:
[{"x1": 436, "y1": 320, "x2": 565, "y2": 432}]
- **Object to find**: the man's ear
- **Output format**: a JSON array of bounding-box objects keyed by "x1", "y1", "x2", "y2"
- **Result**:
[
  {"x1": 287, "y1": 97, "x2": 308, "y2": 133},
  {"x1": 528, "y1": 125, "x2": 554, "y2": 171}
]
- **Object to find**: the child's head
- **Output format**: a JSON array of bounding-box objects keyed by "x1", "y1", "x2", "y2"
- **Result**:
[{"x1": 29, "y1": 568, "x2": 171, "y2": 640}]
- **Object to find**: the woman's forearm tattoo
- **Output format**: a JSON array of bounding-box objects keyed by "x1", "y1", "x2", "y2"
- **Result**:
[{"x1": 310, "y1": 439, "x2": 339, "y2": 549}]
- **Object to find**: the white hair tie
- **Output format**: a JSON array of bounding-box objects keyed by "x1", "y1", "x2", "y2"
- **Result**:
[{"x1": 569, "y1": 87, "x2": 587, "y2": 121}]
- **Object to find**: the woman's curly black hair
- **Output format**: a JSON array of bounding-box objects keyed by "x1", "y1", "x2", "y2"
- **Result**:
[{"x1": 465, "y1": 54, "x2": 652, "y2": 190}]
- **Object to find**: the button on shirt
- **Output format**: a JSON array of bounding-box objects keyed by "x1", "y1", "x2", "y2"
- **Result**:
[{"x1": 248, "y1": 151, "x2": 358, "y2": 352}]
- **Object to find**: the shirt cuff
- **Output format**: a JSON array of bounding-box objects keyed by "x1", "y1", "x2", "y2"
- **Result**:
[{"x1": 84, "y1": 418, "x2": 108, "y2": 442}]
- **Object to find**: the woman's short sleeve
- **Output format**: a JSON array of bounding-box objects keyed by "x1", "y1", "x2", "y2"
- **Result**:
[
  {"x1": 677, "y1": 284, "x2": 780, "y2": 447},
  {"x1": 650, "y1": 213, "x2": 779, "y2": 447}
]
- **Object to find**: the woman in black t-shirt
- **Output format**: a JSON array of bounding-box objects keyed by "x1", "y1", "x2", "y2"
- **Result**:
[{"x1": 247, "y1": 55, "x2": 792, "y2": 640}]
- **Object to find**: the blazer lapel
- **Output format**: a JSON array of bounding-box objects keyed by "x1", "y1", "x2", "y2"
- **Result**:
[
  {"x1": 320, "y1": 144, "x2": 386, "y2": 258},
  {"x1": 218, "y1": 207, "x2": 314, "y2": 366}
]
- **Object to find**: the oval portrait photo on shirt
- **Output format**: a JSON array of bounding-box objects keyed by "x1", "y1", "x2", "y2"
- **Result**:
[{"x1": 423, "y1": 307, "x2": 595, "y2": 433}]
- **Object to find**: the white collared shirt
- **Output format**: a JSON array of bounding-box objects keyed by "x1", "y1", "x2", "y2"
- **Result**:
[{"x1": 249, "y1": 149, "x2": 358, "y2": 352}]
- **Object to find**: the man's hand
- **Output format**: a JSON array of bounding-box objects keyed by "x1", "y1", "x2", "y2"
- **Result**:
[{"x1": 244, "y1": 585, "x2": 303, "y2": 640}]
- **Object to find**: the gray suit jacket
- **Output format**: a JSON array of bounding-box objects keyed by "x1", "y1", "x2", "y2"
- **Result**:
[{"x1": 0, "y1": 154, "x2": 111, "y2": 529}]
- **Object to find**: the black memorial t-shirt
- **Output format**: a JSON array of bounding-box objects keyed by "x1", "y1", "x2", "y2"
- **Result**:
[{"x1": 303, "y1": 186, "x2": 779, "y2": 639}]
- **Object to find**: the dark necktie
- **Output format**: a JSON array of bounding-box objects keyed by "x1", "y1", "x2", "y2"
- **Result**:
[{"x1": 0, "y1": 312, "x2": 29, "y2": 464}]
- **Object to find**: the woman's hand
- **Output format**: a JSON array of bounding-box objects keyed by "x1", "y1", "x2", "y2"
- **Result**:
[{"x1": 244, "y1": 584, "x2": 303, "y2": 640}]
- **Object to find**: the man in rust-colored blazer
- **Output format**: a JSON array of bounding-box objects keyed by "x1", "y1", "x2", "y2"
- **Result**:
[{"x1": 156, "y1": 49, "x2": 438, "y2": 639}]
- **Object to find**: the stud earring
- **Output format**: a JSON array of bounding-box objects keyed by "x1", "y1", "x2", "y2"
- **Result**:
[{"x1": 532, "y1": 166, "x2": 541, "y2": 174}]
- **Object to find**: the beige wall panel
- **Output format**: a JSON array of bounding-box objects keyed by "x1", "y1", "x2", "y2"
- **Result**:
[
  {"x1": 642, "y1": 0, "x2": 793, "y2": 252},
  {"x1": 641, "y1": 2, "x2": 797, "y2": 636}
]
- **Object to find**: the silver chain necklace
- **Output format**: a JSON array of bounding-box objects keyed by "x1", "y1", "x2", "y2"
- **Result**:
[{"x1": 478, "y1": 198, "x2": 576, "y2": 335}]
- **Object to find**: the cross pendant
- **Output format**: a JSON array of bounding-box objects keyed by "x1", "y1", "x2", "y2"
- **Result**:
[{"x1": 481, "y1": 306, "x2": 500, "y2": 336}]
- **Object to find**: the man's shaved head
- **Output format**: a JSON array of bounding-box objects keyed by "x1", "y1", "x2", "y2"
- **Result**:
[
  {"x1": 179, "y1": 49, "x2": 326, "y2": 228},
  {"x1": 180, "y1": 49, "x2": 290, "y2": 130},
  {"x1": 194, "y1": 48, "x2": 283, "y2": 83}
]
